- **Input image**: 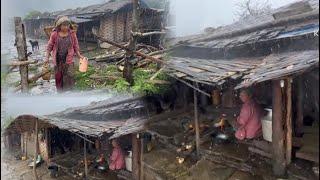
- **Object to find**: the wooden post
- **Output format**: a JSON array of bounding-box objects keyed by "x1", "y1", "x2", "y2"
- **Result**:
[
  {"x1": 140, "y1": 136, "x2": 144, "y2": 180},
  {"x1": 132, "y1": 133, "x2": 140, "y2": 180},
  {"x1": 45, "y1": 128, "x2": 50, "y2": 160},
  {"x1": 83, "y1": 23, "x2": 87, "y2": 48},
  {"x1": 24, "y1": 133, "x2": 27, "y2": 158},
  {"x1": 33, "y1": 119, "x2": 39, "y2": 180},
  {"x1": 272, "y1": 80, "x2": 286, "y2": 176},
  {"x1": 194, "y1": 82, "x2": 200, "y2": 157},
  {"x1": 84, "y1": 139, "x2": 88, "y2": 179},
  {"x1": 14, "y1": 17, "x2": 29, "y2": 92},
  {"x1": 183, "y1": 85, "x2": 188, "y2": 111},
  {"x1": 296, "y1": 77, "x2": 304, "y2": 136},
  {"x1": 123, "y1": 0, "x2": 139, "y2": 84},
  {"x1": 286, "y1": 78, "x2": 292, "y2": 165}
]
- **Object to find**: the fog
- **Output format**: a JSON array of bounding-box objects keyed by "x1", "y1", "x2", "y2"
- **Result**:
[{"x1": 170, "y1": 0, "x2": 300, "y2": 36}]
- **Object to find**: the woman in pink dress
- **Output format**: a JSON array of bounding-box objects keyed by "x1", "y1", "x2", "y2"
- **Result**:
[
  {"x1": 235, "y1": 89, "x2": 263, "y2": 140},
  {"x1": 45, "y1": 16, "x2": 84, "y2": 92},
  {"x1": 109, "y1": 139, "x2": 125, "y2": 171}
]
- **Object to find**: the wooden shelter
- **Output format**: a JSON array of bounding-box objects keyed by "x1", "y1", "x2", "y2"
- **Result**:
[
  {"x1": 3, "y1": 96, "x2": 157, "y2": 179},
  {"x1": 166, "y1": 0, "x2": 319, "y2": 177}
]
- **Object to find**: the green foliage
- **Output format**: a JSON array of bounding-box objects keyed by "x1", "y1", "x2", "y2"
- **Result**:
[
  {"x1": 131, "y1": 68, "x2": 170, "y2": 95},
  {"x1": 74, "y1": 65, "x2": 96, "y2": 90},
  {"x1": 1, "y1": 116, "x2": 15, "y2": 133},
  {"x1": 25, "y1": 10, "x2": 42, "y2": 19},
  {"x1": 113, "y1": 78, "x2": 130, "y2": 92},
  {"x1": 1, "y1": 72, "x2": 8, "y2": 87}
]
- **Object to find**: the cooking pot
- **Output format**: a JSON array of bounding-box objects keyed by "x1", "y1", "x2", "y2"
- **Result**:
[{"x1": 210, "y1": 129, "x2": 231, "y2": 144}]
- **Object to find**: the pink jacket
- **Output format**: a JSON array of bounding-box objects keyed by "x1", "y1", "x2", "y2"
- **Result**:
[
  {"x1": 235, "y1": 100, "x2": 263, "y2": 140},
  {"x1": 109, "y1": 147, "x2": 125, "y2": 170},
  {"x1": 46, "y1": 29, "x2": 79, "y2": 65}
]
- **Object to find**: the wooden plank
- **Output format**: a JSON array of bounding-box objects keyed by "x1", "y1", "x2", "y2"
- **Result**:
[
  {"x1": 252, "y1": 140, "x2": 272, "y2": 152},
  {"x1": 194, "y1": 82, "x2": 200, "y2": 157},
  {"x1": 296, "y1": 151, "x2": 319, "y2": 163},
  {"x1": 248, "y1": 147, "x2": 272, "y2": 158}
]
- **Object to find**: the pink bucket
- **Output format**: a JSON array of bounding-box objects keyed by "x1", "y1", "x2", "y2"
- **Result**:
[{"x1": 79, "y1": 57, "x2": 88, "y2": 72}]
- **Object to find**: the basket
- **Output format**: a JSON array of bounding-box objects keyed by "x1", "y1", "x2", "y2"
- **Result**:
[{"x1": 42, "y1": 62, "x2": 51, "y2": 81}]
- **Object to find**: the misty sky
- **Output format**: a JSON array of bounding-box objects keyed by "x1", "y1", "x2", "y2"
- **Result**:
[{"x1": 1, "y1": 0, "x2": 300, "y2": 36}]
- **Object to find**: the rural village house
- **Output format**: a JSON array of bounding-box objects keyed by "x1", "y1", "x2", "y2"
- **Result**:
[{"x1": 23, "y1": 0, "x2": 164, "y2": 48}]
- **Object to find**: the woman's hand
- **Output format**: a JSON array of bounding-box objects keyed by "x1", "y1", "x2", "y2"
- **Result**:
[{"x1": 44, "y1": 57, "x2": 49, "y2": 64}]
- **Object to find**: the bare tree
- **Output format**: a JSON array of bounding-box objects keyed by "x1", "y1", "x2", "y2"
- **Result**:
[{"x1": 235, "y1": 0, "x2": 272, "y2": 20}]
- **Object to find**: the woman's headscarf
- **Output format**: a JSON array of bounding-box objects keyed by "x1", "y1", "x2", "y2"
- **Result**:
[{"x1": 54, "y1": 16, "x2": 71, "y2": 28}]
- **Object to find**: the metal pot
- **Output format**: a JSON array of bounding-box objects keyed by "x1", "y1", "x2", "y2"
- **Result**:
[{"x1": 211, "y1": 132, "x2": 231, "y2": 144}]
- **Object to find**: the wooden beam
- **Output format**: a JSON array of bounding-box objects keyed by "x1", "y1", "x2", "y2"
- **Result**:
[
  {"x1": 14, "y1": 17, "x2": 29, "y2": 92},
  {"x1": 92, "y1": 29, "x2": 166, "y2": 64},
  {"x1": 74, "y1": 133, "x2": 94, "y2": 144},
  {"x1": 132, "y1": 133, "x2": 140, "y2": 180},
  {"x1": 168, "y1": 74, "x2": 211, "y2": 97},
  {"x1": 272, "y1": 80, "x2": 286, "y2": 176},
  {"x1": 248, "y1": 147, "x2": 272, "y2": 158},
  {"x1": 132, "y1": 31, "x2": 166, "y2": 37},
  {"x1": 194, "y1": 82, "x2": 200, "y2": 157},
  {"x1": 296, "y1": 77, "x2": 304, "y2": 136},
  {"x1": 33, "y1": 119, "x2": 39, "y2": 180},
  {"x1": 84, "y1": 138, "x2": 88, "y2": 179},
  {"x1": 286, "y1": 78, "x2": 293, "y2": 165},
  {"x1": 6, "y1": 60, "x2": 38, "y2": 66}
]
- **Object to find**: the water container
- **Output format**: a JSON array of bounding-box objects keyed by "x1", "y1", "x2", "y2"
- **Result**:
[
  {"x1": 125, "y1": 151, "x2": 132, "y2": 172},
  {"x1": 261, "y1": 108, "x2": 272, "y2": 142},
  {"x1": 79, "y1": 57, "x2": 88, "y2": 72}
]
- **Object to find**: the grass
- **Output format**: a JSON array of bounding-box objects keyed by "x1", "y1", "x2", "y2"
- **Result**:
[
  {"x1": 73, "y1": 63, "x2": 171, "y2": 95},
  {"x1": 74, "y1": 65, "x2": 96, "y2": 90}
]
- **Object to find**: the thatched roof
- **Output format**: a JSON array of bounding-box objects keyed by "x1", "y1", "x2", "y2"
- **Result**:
[
  {"x1": 166, "y1": 50, "x2": 319, "y2": 88},
  {"x1": 171, "y1": 0, "x2": 319, "y2": 48},
  {"x1": 166, "y1": 0, "x2": 319, "y2": 89},
  {"x1": 166, "y1": 57, "x2": 263, "y2": 86},
  {"x1": 4, "y1": 97, "x2": 152, "y2": 138},
  {"x1": 235, "y1": 50, "x2": 319, "y2": 89},
  {"x1": 27, "y1": 0, "x2": 149, "y2": 20}
]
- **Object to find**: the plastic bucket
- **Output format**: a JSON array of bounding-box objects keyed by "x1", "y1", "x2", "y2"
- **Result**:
[
  {"x1": 125, "y1": 151, "x2": 132, "y2": 172},
  {"x1": 79, "y1": 57, "x2": 88, "y2": 72},
  {"x1": 261, "y1": 108, "x2": 272, "y2": 142}
]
